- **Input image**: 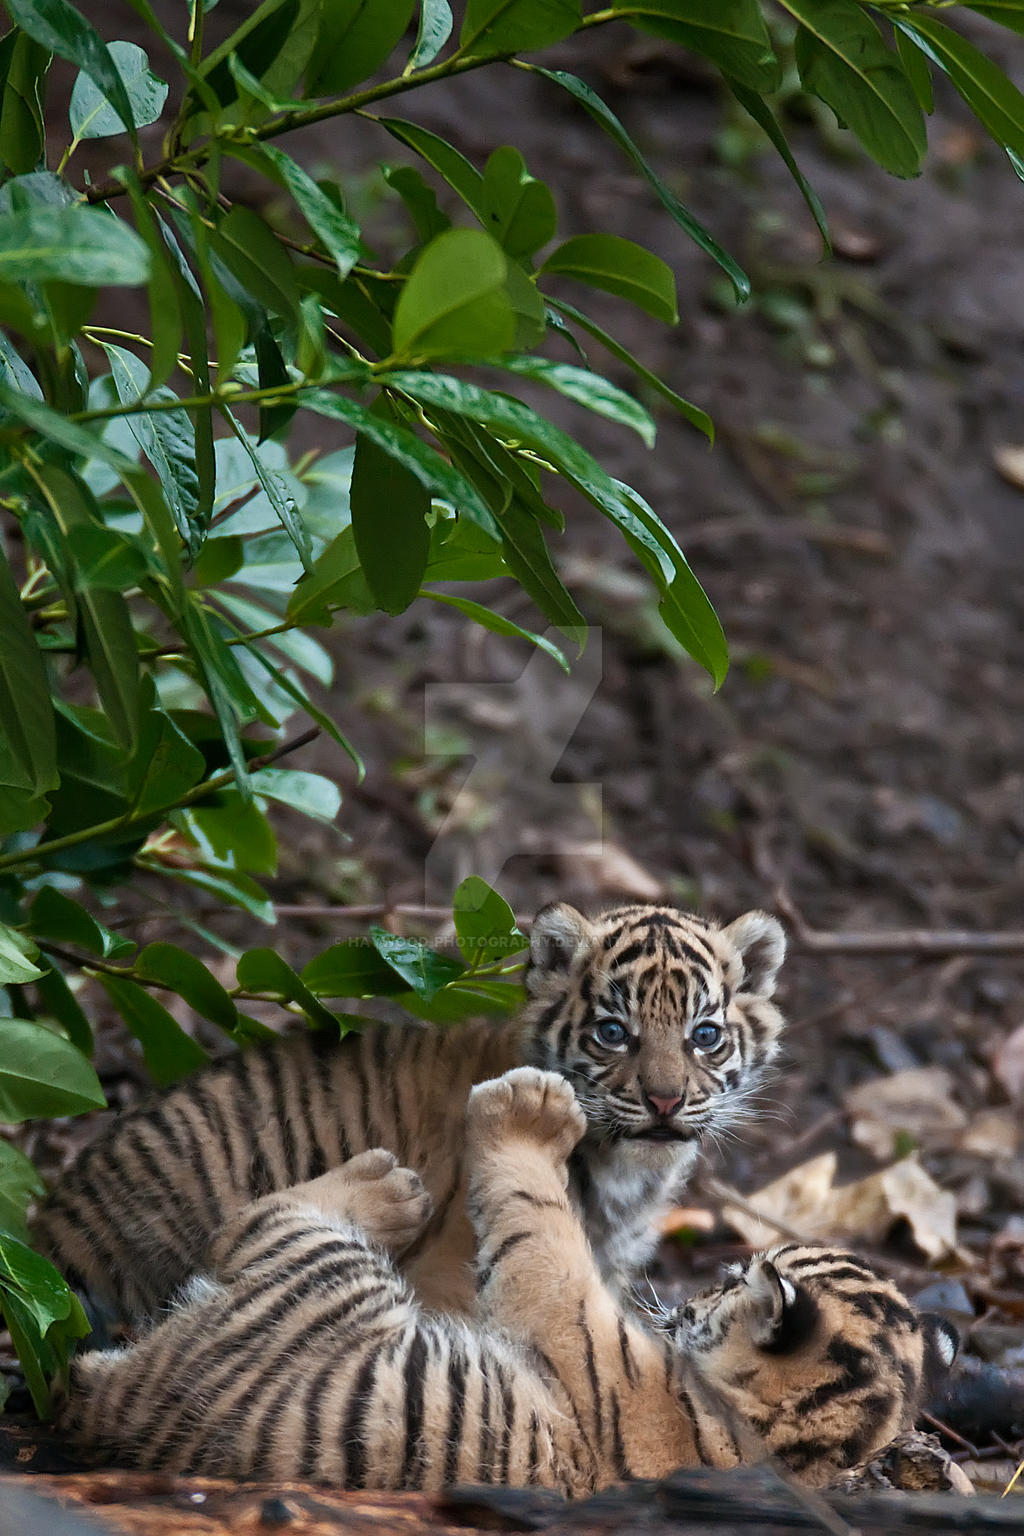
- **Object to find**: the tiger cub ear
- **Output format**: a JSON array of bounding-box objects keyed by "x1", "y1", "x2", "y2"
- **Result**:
[
  {"x1": 721, "y1": 910, "x2": 786, "y2": 998},
  {"x1": 529, "y1": 903, "x2": 593, "y2": 977},
  {"x1": 744, "y1": 1258, "x2": 819, "y2": 1353}
]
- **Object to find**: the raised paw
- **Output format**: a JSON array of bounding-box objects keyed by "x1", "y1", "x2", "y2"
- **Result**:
[
  {"x1": 466, "y1": 1067, "x2": 586, "y2": 1164},
  {"x1": 285, "y1": 1150, "x2": 433, "y2": 1254}
]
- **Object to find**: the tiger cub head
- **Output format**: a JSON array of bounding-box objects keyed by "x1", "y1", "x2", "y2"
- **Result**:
[
  {"x1": 523, "y1": 903, "x2": 785, "y2": 1155},
  {"x1": 669, "y1": 1243, "x2": 959, "y2": 1484}
]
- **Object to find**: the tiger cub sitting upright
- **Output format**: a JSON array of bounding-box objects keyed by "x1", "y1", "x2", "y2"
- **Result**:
[
  {"x1": 35, "y1": 903, "x2": 787, "y2": 1320},
  {"x1": 64, "y1": 1068, "x2": 957, "y2": 1492}
]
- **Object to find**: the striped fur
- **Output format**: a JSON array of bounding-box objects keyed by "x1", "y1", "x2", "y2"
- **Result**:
[
  {"x1": 34, "y1": 904, "x2": 786, "y2": 1321},
  {"x1": 63, "y1": 1070, "x2": 955, "y2": 1492}
]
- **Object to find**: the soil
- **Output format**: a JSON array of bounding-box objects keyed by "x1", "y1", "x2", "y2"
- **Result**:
[{"x1": 8, "y1": 0, "x2": 1024, "y2": 1495}]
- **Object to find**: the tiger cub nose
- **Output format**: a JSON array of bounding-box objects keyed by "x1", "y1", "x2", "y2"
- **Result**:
[{"x1": 643, "y1": 1089, "x2": 684, "y2": 1119}]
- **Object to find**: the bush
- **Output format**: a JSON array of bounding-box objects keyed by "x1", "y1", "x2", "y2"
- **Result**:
[{"x1": 1, "y1": 0, "x2": 1022, "y2": 1412}]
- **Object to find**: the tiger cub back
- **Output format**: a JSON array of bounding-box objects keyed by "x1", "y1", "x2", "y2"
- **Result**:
[
  {"x1": 62, "y1": 1167, "x2": 956, "y2": 1493},
  {"x1": 34, "y1": 902, "x2": 786, "y2": 1321}
]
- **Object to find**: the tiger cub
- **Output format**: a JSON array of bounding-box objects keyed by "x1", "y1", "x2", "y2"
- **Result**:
[
  {"x1": 64, "y1": 1069, "x2": 957, "y2": 1493},
  {"x1": 35, "y1": 903, "x2": 787, "y2": 1320}
]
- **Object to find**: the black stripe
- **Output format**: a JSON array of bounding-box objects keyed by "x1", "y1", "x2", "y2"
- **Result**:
[
  {"x1": 340, "y1": 1338, "x2": 388, "y2": 1487},
  {"x1": 398, "y1": 1328, "x2": 429, "y2": 1487},
  {"x1": 496, "y1": 1361, "x2": 515, "y2": 1483},
  {"x1": 442, "y1": 1348, "x2": 467, "y2": 1486},
  {"x1": 609, "y1": 1389, "x2": 631, "y2": 1480},
  {"x1": 477, "y1": 1360, "x2": 496, "y2": 1482},
  {"x1": 476, "y1": 1230, "x2": 530, "y2": 1292},
  {"x1": 578, "y1": 1299, "x2": 603, "y2": 1448},
  {"x1": 617, "y1": 1317, "x2": 638, "y2": 1389},
  {"x1": 300, "y1": 1356, "x2": 341, "y2": 1479},
  {"x1": 527, "y1": 1411, "x2": 541, "y2": 1485}
]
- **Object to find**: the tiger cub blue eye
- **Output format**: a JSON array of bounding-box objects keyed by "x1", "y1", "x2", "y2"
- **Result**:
[
  {"x1": 595, "y1": 1018, "x2": 628, "y2": 1047},
  {"x1": 691, "y1": 1022, "x2": 722, "y2": 1049}
]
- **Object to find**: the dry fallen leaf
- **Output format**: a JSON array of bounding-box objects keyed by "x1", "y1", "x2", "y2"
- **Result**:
[
  {"x1": 658, "y1": 1205, "x2": 717, "y2": 1237},
  {"x1": 960, "y1": 1107, "x2": 1021, "y2": 1160},
  {"x1": 551, "y1": 840, "x2": 666, "y2": 900},
  {"x1": 721, "y1": 1151, "x2": 958, "y2": 1261},
  {"x1": 844, "y1": 1067, "x2": 967, "y2": 1161},
  {"x1": 992, "y1": 1022, "x2": 1024, "y2": 1102}
]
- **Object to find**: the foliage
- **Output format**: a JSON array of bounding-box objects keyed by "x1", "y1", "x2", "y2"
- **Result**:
[{"x1": 1, "y1": 0, "x2": 1023, "y2": 1410}]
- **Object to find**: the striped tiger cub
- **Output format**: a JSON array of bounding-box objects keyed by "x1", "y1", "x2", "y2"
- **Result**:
[
  {"x1": 35, "y1": 903, "x2": 787, "y2": 1321},
  {"x1": 63, "y1": 1069, "x2": 957, "y2": 1492}
]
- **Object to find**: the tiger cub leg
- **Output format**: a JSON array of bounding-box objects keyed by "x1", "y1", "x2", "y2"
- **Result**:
[
  {"x1": 210, "y1": 1149, "x2": 433, "y2": 1283},
  {"x1": 465, "y1": 1068, "x2": 663, "y2": 1479}
]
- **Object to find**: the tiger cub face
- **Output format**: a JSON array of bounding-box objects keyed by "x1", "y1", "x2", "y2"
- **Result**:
[
  {"x1": 670, "y1": 1243, "x2": 959, "y2": 1484},
  {"x1": 523, "y1": 904, "x2": 786, "y2": 1156}
]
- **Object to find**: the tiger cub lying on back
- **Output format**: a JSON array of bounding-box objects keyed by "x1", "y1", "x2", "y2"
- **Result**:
[
  {"x1": 36, "y1": 903, "x2": 787, "y2": 1320},
  {"x1": 64, "y1": 1069, "x2": 957, "y2": 1492}
]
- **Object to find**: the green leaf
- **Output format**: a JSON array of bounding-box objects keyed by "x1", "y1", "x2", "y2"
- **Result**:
[
  {"x1": 392, "y1": 228, "x2": 515, "y2": 360},
  {"x1": 894, "y1": 27, "x2": 933, "y2": 116},
  {"x1": 298, "y1": 389, "x2": 500, "y2": 537},
  {"x1": 378, "y1": 117, "x2": 485, "y2": 214},
  {"x1": 182, "y1": 598, "x2": 271, "y2": 794},
  {"x1": 727, "y1": 81, "x2": 831, "y2": 253},
  {"x1": 0, "y1": 1228, "x2": 78, "y2": 1335},
  {"x1": 380, "y1": 370, "x2": 726, "y2": 682},
  {"x1": 68, "y1": 39, "x2": 167, "y2": 140},
  {"x1": 778, "y1": 0, "x2": 927, "y2": 177},
  {"x1": 480, "y1": 145, "x2": 557, "y2": 257},
  {"x1": 498, "y1": 354, "x2": 657, "y2": 445},
  {"x1": 616, "y1": 480, "x2": 728, "y2": 686},
  {"x1": 420, "y1": 590, "x2": 569, "y2": 670},
  {"x1": 208, "y1": 204, "x2": 299, "y2": 326},
  {"x1": 134, "y1": 942, "x2": 240, "y2": 1036},
  {"x1": 968, "y1": 0, "x2": 1024, "y2": 34},
  {"x1": 285, "y1": 526, "x2": 371, "y2": 625},
  {"x1": 96, "y1": 975, "x2": 208, "y2": 1086},
  {"x1": 220, "y1": 408, "x2": 312, "y2": 573},
  {"x1": 180, "y1": 789, "x2": 277, "y2": 875},
  {"x1": 460, "y1": 0, "x2": 580, "y2": 55},
  {"x1": 546, "y1": 295, "x2": 713, "y2": 440},
  {"x1": 128, "y1": 706, "x2": 205, "y2": 815},
  {"x1": 893, "y1": 13, "x2": 1024, "y2": 155},
  {"x1": 64, "y1": 522, "x2": 150, "y2": 592},
  {"x1": 5, "y1": 0, "x2": 139, "y2": 146},
  {"x1": 0, "y1": 922, "x2": 44, "y2": 984},
  {"x1": 453, "y1": 875, "x2": 526, "y2": 969},
  {"x1": 0, "y1": 1018, "x2": 105, "y2": 1119},
  {"x1": 503, "y1": 258, "x2": 546, "y2": 348},
  {"x1": 0, "y1": 538, "x2": 57, "y2": 836},
  {"x1": 101, "y1": 341, "x2": 202, "y2": 555},
  {"x1": 236, "y1": 947, "x2": 339, "y2": 1029},
  {"x1": 308, "y1": 0, "x2": 417, "y2": 93},
  {"x1": 29, "y1": 886, "x2": 134, "y2": 959},
  {"x1": 542, "y1": 233, "x2": 677, "y2": 324},
  {"x1": 238, "y1": 143, "x2": 362, "y2": 281},
  {"x1": 369, "y1": 926, "x2": 464, "y2": 999},
  {"x1": 0, "y1": 203, "x2": 150, "y2": 285},
  {"x1": 141, "y1": 856, "x2": 275, "y2": 925},
  {"x1": 33, "y1": 964, "x2": 92, "y2": 1055},
  {"x1": 383, "y1": 164, "x2": 450, "y2": 242},
  {"x1": 350, "y1": 408, "x2": 432, "y2": 616},
  {"x1": 0, "y1": 30, "x2": 50, "y2": 176},
  {"x1": 524, "y1": 64, "x2": 749, "y2": 300},
  {"x1": 31, "y1": 463, "x2": 142, "y2": 750},
  {"x1": 251, "y1": 766, "x2": 341, "y2": 822},
  {"x1": 157, "y1": 213, "x2": 215, "y2": 525},
  {"x1": 617, "y1": 0, "x2": 780, "y2": 93},
  {"x1": 301, "y1": 941, "x2": 405, "y2": 997},
  {"x1": 409, "y1": 0, "x2": 454, "y2": 67},
  {"x1": 0, "y1": 1141, "x2": 44, "y2": 1242}
]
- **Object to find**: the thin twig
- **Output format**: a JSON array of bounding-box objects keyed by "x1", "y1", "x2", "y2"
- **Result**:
[{"x1": 921, "y1": 1412, "x2": 980, "y2": 1459}]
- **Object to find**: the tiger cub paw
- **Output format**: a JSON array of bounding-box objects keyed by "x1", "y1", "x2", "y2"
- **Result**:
[
  {"x1": 467, "y1": 1067, "x2": 586, "y2": 1164},
  {"x1": 287, "y1": 1150, "x2": 433, "y2": 1254}
]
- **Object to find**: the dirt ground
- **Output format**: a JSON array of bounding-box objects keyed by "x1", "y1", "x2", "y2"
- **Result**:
[{"x1": 9, "y1": 1, "x2": 1024, "y2": 1493}]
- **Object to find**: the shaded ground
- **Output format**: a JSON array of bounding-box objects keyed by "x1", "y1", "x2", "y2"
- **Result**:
[{"x1": 9, "y1": 1, "x2": 1024, "y2": 1495}]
